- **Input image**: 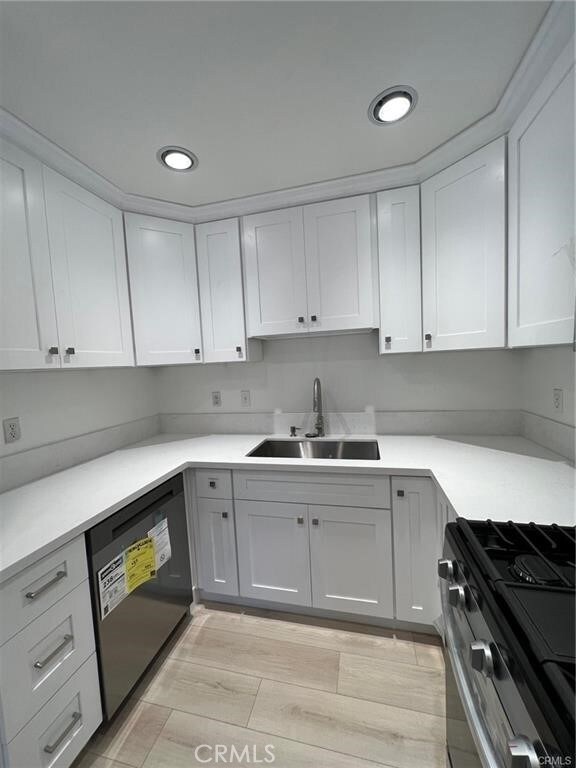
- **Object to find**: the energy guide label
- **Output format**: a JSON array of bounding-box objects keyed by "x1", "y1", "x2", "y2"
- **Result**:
[{"x1": 97, "y1": 553, "x2": 127, "y2": 619}]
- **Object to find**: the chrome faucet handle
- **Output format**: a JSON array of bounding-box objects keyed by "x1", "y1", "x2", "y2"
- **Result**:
[{"x1": 289, "y1": 426, "x2": 301, "y2": 437}]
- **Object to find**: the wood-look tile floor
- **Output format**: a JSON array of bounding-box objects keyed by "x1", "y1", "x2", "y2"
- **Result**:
[{"x1": 74, "y1": 605, "x2": 446, "y2": 768}]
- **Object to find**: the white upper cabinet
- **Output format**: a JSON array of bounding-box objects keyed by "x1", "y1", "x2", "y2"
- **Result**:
[
  {"x1": 196, "y1": 218, "x2": 261, "y2": 363},
  {"x1": 44, "y1": 168, "x2": 134, "y2": 367},
  {"x1": 303, "y1": 195, "x2": 375, "y2": 333},
  {"x1": 242, "y1": 196, "x2": 375, "y2": 338},
  {"x1": 421, "y1": 138, "x2": 506, "y2": 351},
  {"x1": 377, "y1": 186, "x2": 422, "y2": 354},
  {"x1": 508, "y1": 49, "x2": 575, "y2": 347},
  {"x1": 242, "y1": 207, "x2": 308, "y2": 337},
  {"x1": 125, "y1": 213, "x2": 202, "y2": 366},
  {"x1": 0, "y1": 141, "x2": 60, "y2": 370}
]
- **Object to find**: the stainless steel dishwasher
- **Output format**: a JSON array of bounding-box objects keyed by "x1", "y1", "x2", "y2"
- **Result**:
[{"x1": 86, "y1": 474, "x2": 192, "y2": 720}]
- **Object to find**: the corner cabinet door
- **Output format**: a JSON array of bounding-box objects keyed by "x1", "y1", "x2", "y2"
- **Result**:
[
  {"x1": 43, "y1": 168, "x2": 134, "y2": 367},
  {"x1": 421, "y1": 138, "x2": 506, "y2": 351},
  {"x1": 235, "y1": 500, "x2": 311, "y2": 606},
  {"x1": 196, "y1": 499, "x2": 239, "y2": 596},
  {"x1": 125, "y1": 214, "x2": 202, "y2": 366},
  {"x1": 392, "y1": 477, "x2": 440, "y2": 625},
  {"x1": 309, "y1": 506, "x2": 393, "y2": 618},
  {"x1": 304, "y1": 195, "x2": 375, "y2": 332},
  {"x1": 0, "y1": 141, "x2": 60, "y2": 370},
  {"x1": 377, "y1": 186, "x2": 422, "y2": 354},
  {"x1": 196, "y1": 218, "x2": 250, "y2": 363},
  {"x1": 242, "y1": 207, "x2": 308, "y2": 337},
  {"x1": 508, "y1": 52, "x2": 575, "y2": 347}
]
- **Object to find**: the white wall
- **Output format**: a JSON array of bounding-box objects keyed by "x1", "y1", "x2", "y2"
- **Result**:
[
  {"x1": 157, "y1": 333, "x2": 522, "y2": 418},
  {"x1": 520, "y1": 346, "x2": 575, "y2": 427}
]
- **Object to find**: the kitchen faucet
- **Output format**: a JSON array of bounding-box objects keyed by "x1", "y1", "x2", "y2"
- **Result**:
[{"x1": 305, "y1": 377, "x2": 325, "y2": 438}]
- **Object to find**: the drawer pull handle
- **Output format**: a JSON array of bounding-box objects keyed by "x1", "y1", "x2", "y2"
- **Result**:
[
  {"x1": 296, "y1": 516, "x2": 304, "y2": 525},
  {"x1": 43, "y1": 711, "x2": 82, "y2": 754},
  {"x1": 312, "y1": 518, "x2": 319, "y2": 526},
  {"x1": 209, "y1": 480, "x2": 217, "y2": 489},
  {"x1": 25, "y1": 570, "x2": 67, "y2": 600},
  {"x1": 34, "y1": 634, "x2": 73, "y2": 670}
]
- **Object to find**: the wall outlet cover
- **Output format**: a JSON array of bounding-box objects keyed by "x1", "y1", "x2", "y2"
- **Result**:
[
  {"x1": 553, "y1": 388, "x2": 564, "y2": 412},
  {"x1": 241, "y1": 390, "x2": 251, "y2": 408},
  {"x1": 211, "y1": 391, "x2": 222, "y2": 407},
  {"x1": 3, "y1": 417, "x2": 21, "y2": 443}
]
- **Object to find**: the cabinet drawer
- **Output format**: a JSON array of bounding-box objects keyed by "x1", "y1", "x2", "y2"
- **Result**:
[
  {"x1": 233, "y1": 471, "x2": 391, "y2": 509},
  {"x1": 5, "y1": 653, "x2": 102, "y2": 768},
  {"x1": 196, "y1": 469, "x2": 232, "y2": 499},
  {"x1": 0, "y1": 581, "x2": 95, "y2": 741},
  {"x1": 0, "y1": 538, "x2": 88, "y2": 645}
]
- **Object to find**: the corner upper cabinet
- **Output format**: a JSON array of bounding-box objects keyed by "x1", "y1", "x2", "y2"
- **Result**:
[
  {"x1": 508, "y1": 47, "x2": 575, "y2": 347},
  {"x1": 43, "y1": 168, "x2": 134, "y2": 367},
  {"x1": 303, "y1": 195, "x2": 376, "y2": 332},
  {"x1": 125, "y1": 214, "x2": 202, "y2": 366},
  {"x1": 0, "y1": 140, "x2": 60, "y2": 370},
  {"x1": 421, "y1": 138, "x2": 506, "y2": 351},
  {"x1": 377, "y1": 186, "x2": 422, "y2": 354},
  {"x1": 196, "y1": 218, "x2": 261, "y2": 363},
  {"x1": 242, "y1": 207, "x2": 308, "y2": 337},
  {"x1": 242, "y1": 196, "x2": 375, "y2": 338}
]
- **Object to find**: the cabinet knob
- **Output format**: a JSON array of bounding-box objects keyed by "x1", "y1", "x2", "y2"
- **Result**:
[
  {"x1": 397, "y1": 489, "x2": 405, "y2": 497},
  {"x1": 507, "y1": 737, "x2": 539, "y2": 768},
  {"x1": 384, "y1": 336, "x2": 392, "y2": 343},
  {"x1": 236, "y1": 346, "x2": 243, "y2": 357},
  {"x1": 48, "y1": 346, "x2": 59, "y2": 355},
  {"x1": 297, "y1": 316, "x2": 305, "y2": 324},
  {"x1": 209, "y1": 480, "x2": 217, "y2": 489},
  {"x1": 296, "y1": 516, "x2": 304, "y2": 525},
  {"x1": 65, "y1": 347, "x2": 75, "y2": 355},
  {"x1": 424, "y1": 333, "x2": 432, "y2": 342},
  {"x1": 312, "y1": 518, "x2": 319, "y2": 526},
  {"x1": 448, "y1": 584, "x2": 466, "y2": 609},
  {"x1": 221, "y1": 511, "x2": 228, "y2": 519},
  {"x1": 194, "y1": 348, "x2": 200, "y2": 355},
  {"x1": 470, "y1": 640, "x2": 494, "y2": 678},
  {"x1": 310, "y1": 315, "x2": 317, "y2": 322}
]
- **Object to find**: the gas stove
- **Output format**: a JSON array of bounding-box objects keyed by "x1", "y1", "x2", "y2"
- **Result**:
[{"x1": 440, "y1": 519, "x2": 575, "y2": 768}]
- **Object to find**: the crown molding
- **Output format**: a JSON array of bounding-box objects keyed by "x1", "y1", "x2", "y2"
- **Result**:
[{"x1": 1, "y1": 1, "x2": 573, "y2": 225}]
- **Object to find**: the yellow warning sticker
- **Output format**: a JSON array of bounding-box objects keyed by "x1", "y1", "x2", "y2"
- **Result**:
[{"x1": 124, "y1": 537, "x2": 156, "y2": 593}]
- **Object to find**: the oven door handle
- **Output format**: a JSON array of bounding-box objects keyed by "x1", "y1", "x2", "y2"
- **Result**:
[{"x1": 443, "y1": 596, "x2": 501, "y2": 768}]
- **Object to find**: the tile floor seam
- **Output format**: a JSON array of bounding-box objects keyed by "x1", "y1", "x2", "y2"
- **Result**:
[
  {"x1": 137, "y1": 707, "x2": 176, "y2": 768},
  {"x1": 244, "y1": 677, "x2": 264, "y2": 727},
  {"x1": 144, "y1": 653, "x2": 264, "y2": 685},
  {"x1": 84, "y1": 752, "x2": 135, "y2": 768}
]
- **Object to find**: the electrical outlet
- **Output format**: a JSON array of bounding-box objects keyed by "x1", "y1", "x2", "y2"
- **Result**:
[
  {"x1": 553, "y1": 388, "x2": 564, "y2": 413},
  {"x1": 211, "y1": 391, "x2": 222, "y2": 407},
  {"x1": 3, "y1": 416, "x2": 21, "y2": 444},
  {"x1": 240, "y1": 390, "x2": 251, "y2": 408}
]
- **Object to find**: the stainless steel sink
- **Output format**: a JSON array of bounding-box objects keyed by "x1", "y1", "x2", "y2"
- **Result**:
[{"x1": 247, "y1": 439, "x2": 380, "y2": 460}]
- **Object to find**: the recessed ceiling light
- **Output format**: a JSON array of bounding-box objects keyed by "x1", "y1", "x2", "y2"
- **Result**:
[
  {"x1": 368, "y1": 86, "x2": 417, "y2": 125},
  {"x1": 157, "y1": 146, "x2": 198, "y2": 172}
]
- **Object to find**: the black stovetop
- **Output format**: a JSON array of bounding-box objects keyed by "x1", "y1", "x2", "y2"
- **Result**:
[{"x1": 451, "y1": 518, "x2": 575, "y2": 758}]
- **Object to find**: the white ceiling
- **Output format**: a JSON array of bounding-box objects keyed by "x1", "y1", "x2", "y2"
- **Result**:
[{"x1": 0, "y1": 1, "x2": 549, "y2": 207}]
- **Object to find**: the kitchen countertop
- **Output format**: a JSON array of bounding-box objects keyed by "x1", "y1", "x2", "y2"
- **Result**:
[{"x1": 1, "y1": 433, "x2": 574, "y2": 584}]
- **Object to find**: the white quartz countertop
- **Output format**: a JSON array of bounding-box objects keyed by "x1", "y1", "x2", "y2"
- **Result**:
[{"x1": 1, "y1": 433, "x2": 574, "y2": 584}]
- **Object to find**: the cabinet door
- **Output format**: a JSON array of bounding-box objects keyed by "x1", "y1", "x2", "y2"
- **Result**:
[
  {"x1": 196, "y1": 498, "x2": 238, "y2": 596},
  {"x1": 508, "y1": 54, "x2": 575, "y2": 347},
  {"x1": 304, "y1": 195, "x2": 375, "y2": 332},
  {"x1": 309, "y1": 505, "x2": 393, "y2": 618},
  {"x1": 0, "y1": 141, "x2": 59, "y2": 370},
  {"x1": 43, "y1": 168, "x2": 134, "y2": 367},
  {"x1": 392, "y1": 477, "x2": 440, "y2": 625},
  {"x1": 197, "y1": 218, "x2": 256, "y2": 363},
  {"x1": 235, "y1": 500, "x2": 311, "y2": 606},
  {"x1": 125, "y1": 213, "x2": 202, "y2": 365},
  {"x1": 242, "y1": 207, "x2": 308, "y2": 337},
  {"x1": 421, "y1": 139, "x2": 506, "y2": 351},
  {"x1": 377, "y1": 186, "x2": 422, "y2": 354}
]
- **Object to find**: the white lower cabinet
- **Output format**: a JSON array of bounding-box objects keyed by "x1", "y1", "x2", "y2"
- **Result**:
[
  {"x1": 392, "y1": 477, "x2": 441, "y2": 625},
  {"x1": 196, "y1": 499, "x2": 239, "y2": 597},
  {"x1": 309, "y1": 505, "x2": 393, "y2": 618},
  {"x1": 5, "y1": 654, "x2": 101, "y2": 768},
  {"x1": 235, "y1": 501, "x2": 312, "y2": 607}
]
